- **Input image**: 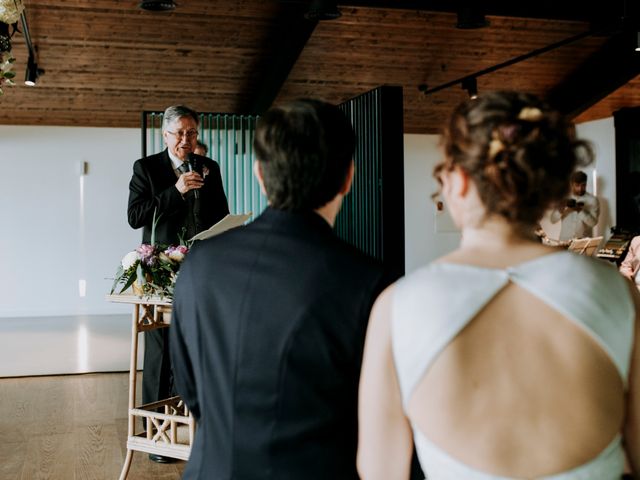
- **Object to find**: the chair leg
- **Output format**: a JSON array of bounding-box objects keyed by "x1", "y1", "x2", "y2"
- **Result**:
[{"x1": 119, "y1": 449, "x2": 134, "y2": 480}]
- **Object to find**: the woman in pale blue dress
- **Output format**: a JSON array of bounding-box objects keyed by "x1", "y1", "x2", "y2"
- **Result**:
[{"x1": 358, "y1": 91, "x2": 640, "y2": 480}]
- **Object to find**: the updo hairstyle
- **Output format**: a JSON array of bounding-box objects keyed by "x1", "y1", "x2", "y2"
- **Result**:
[{"x1": 436, "y1": 91, "x2": 593, "y2": 228}]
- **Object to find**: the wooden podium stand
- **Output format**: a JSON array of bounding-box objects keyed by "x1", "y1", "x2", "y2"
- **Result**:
[{"x1": 107, "y1": 294, "x2": 195, "y2": 480}]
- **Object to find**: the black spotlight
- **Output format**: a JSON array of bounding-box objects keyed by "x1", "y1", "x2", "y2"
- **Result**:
[
  {"x1": 456, "y1": 7, "x2": 489, "y2": 29},
  {"x1": 139, "y1": 0, "x2": 176, "y2": 11},
  {"x1": 24, "y1": 55, "x2": 44, "y2": 86},
  {"x1": 461, "y1": 77, "x2": 478, "y2": 99},
  {"x1": 305, "y1": 0, "x2": 341, "y2": 21}
]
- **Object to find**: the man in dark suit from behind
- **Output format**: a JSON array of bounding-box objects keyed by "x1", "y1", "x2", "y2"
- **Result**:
[
  {"x1": 127, "y1": 105, "x2": 229, "y2": 463},
  {"x1": 170, "y1": 99, "x2": 387, "y2": 479}
]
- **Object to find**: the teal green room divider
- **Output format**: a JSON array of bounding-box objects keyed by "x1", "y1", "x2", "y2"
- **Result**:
[{"x1": 337, "y1": 86, "x2": 405, "y2": 279}]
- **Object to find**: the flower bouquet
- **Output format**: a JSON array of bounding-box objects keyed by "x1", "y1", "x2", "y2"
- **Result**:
[
  {"x1": 111, "y1": 243, "x2": 188, "y2": 299},
  {"x1": 0, "y1": 51, "x2": 15, "y2": 95},
  {"x1": 110, "y1": 210, "x2": 189, "y2": 299},
  {"x1": 0, "y1": 0, "x2": 24, "y2": 96}
]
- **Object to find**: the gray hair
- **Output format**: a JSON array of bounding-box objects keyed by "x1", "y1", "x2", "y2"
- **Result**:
[{"x1": 162, "y1": 105, "x2": 199, "y2": 131}]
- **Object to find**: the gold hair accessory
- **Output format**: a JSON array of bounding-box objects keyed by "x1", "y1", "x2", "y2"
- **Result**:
[
  {"x1": 518, "y1": 107, "x2": 543, "y2": 122},
  {"x1": 488, "y1": 138, "x2": 504, "y2": 159}
]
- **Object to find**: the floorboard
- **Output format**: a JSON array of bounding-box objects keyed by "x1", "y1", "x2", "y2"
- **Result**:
[{"x1": 0, "y1": 372, "x2": 185, "y2": 480}]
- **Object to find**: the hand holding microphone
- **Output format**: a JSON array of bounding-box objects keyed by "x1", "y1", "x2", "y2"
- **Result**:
[{"x1": 175, "y1": 155, "x2": 204, "y2": 196}]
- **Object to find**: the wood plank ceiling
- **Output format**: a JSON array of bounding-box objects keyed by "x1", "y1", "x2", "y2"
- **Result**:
[{"x1": 1, "y1": 0, "x2": 639, "y2": 133}]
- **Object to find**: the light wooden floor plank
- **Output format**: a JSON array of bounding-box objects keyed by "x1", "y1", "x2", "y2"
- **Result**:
[{"x1": 0, "y1": 372, "x2": 186, "y2": 480}]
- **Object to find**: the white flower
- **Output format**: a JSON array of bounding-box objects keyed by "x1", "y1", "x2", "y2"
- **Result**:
[
  {"x1": 121, "y1": 250, "x2": 140, "y2": 270},
  {"x1": 0, "y1": 0, "x2": 25, "y2": 25},
  {"x1": 165, "y1": 245, "x2": 188, "y2": 262}
]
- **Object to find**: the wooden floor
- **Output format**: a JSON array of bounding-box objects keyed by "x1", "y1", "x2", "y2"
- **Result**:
[{"x1": 0, "y1": 372, "x2": 185, "y2": 479}]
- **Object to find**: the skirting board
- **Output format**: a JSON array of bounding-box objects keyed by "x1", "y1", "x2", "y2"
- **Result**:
[{"x1": 0, "y1": 314, "x2": 144, "y2": 377}]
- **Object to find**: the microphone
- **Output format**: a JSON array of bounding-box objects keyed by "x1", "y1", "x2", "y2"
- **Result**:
[
  {"x1": 188, "y1": 153, "x2": 203, "y2": 199},
  {"x1": 188, "y1": 152, "x2": 203, "y2": 176}
]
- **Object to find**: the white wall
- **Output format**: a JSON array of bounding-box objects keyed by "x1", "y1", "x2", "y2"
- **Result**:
[
  {"x1": 0, "y1": 126, "x2": 141, "y2": 317},
  {"x1": 404, "y1": 134, "x2": 460, "y2": 273},
  {"x1": 0, "y1": 126, "x2": 448, "y2": 314},
  {"x1": 0, "y1": 119, "x2": 618, "y2": 376}
]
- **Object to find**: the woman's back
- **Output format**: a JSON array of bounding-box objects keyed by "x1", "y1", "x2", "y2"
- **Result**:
[
  {"x1": 357, "y1": 92, "x2": 640, "y2": 480},
  {"x1": 391, "y1": 246, "x2": 634, "y2": 478}
]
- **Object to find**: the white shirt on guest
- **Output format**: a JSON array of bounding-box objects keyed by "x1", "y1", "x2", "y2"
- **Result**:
[{"x1": 549, "y1": 192, "x2": 600, "y2": 241}]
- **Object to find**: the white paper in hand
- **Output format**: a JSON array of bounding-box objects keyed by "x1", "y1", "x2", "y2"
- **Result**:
[{"x1": 190, "y1": 213, "x2": 252, "y2": 241}]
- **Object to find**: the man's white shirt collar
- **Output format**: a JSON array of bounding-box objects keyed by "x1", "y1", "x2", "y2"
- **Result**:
[{"x1": 167, "y1": 149, "x2": 186, "y2": 170}]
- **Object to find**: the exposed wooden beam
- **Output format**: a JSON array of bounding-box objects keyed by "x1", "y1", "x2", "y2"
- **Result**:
[
  {"x1": 546, "y1": 31, "x2": 640, "y2": 118},
  {"x1": 247, "y1": 6, "x2": 317, "y2": 114}
]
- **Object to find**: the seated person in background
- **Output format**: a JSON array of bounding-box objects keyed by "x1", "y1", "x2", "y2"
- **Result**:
[
  {"x1": 357, "y1": 91, "x2": 640, "y2": 480},
  {"x1": 170, "y1": 99, "x2": 388, "y2": 480},
  {"x1": 620, "y1": 236, "x2": 640, "y2": 285},
  {"x1": 194, "y1": 140, "x2": 208, "y2": 156},
  {"x1": 550, "y1": 170, "x2": 599, "y2": 241}
]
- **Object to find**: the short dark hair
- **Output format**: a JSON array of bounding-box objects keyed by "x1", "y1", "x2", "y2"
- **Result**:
[
  {"x1": 253, "y1": 98, "x2": 355, "y2": 211},
  {"x1": 571, "y1": 170, "x2": 587, "y2": 184},
  {"x1": 436, "y1": 91, "x2": 592, "y2": 228}
]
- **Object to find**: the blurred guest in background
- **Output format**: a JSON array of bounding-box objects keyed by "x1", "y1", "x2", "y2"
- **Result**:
[
  {"x1": 620, "y1": 236, "x2": 640, "y2": 287},
  {"x1": 194, "y1": 140, "x2": 208, "y2": 156},
  {"x1": 550, "y1": 170, "x2": 599, "y2": 241}
]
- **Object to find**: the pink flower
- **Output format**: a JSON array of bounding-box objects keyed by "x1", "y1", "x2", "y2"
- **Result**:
[
  {"x1": 137, "y1": 243, "x2": 157, "y2": 266},
  {"x1": 165, "y1": 245, "x2": 189, "y2": 262}
]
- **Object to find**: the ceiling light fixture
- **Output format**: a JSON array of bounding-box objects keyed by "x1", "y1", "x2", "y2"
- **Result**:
[
  {"x1": 461, "y1": 77, "x2": 478, "y2": 99},
  {"x1": 24, "y1": 55, "x2": 43, "y2": 86},
  {"x1": 304, "y1": 0, "x2": 341, "y2": 21},
  {"x1": 419, "y1": 29, "x2": 595, "y2": 98},
  {"x1": 636, "y1": 31, "x2": 640, "y2": 52},
  {"x1": 139, "y1": 0, "x2": 176, "y2": 12},
  {"x1": 20, "y1": 11, "x2": 44, "y2": 87}
]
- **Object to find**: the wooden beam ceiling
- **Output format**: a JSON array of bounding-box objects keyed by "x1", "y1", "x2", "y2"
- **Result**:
[{"x1": 0, "y1": 0, "x2": 638, "y2": 133}]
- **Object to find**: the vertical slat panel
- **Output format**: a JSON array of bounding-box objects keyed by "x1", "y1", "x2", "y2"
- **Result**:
[{"x1": 336, "y1": 86, "x2": 405, "y2": 279}]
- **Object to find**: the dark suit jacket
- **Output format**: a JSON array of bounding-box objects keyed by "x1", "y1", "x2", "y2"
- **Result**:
[
  {"x1": 127, "y1": 148, "x2": 229, "y2": 406},
  {"x1": 127, "y1": 149, "x2": 229, "y2": 245},
  {"x1": 170, "y1": 207, "x2": 386, "y2": 480}
]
